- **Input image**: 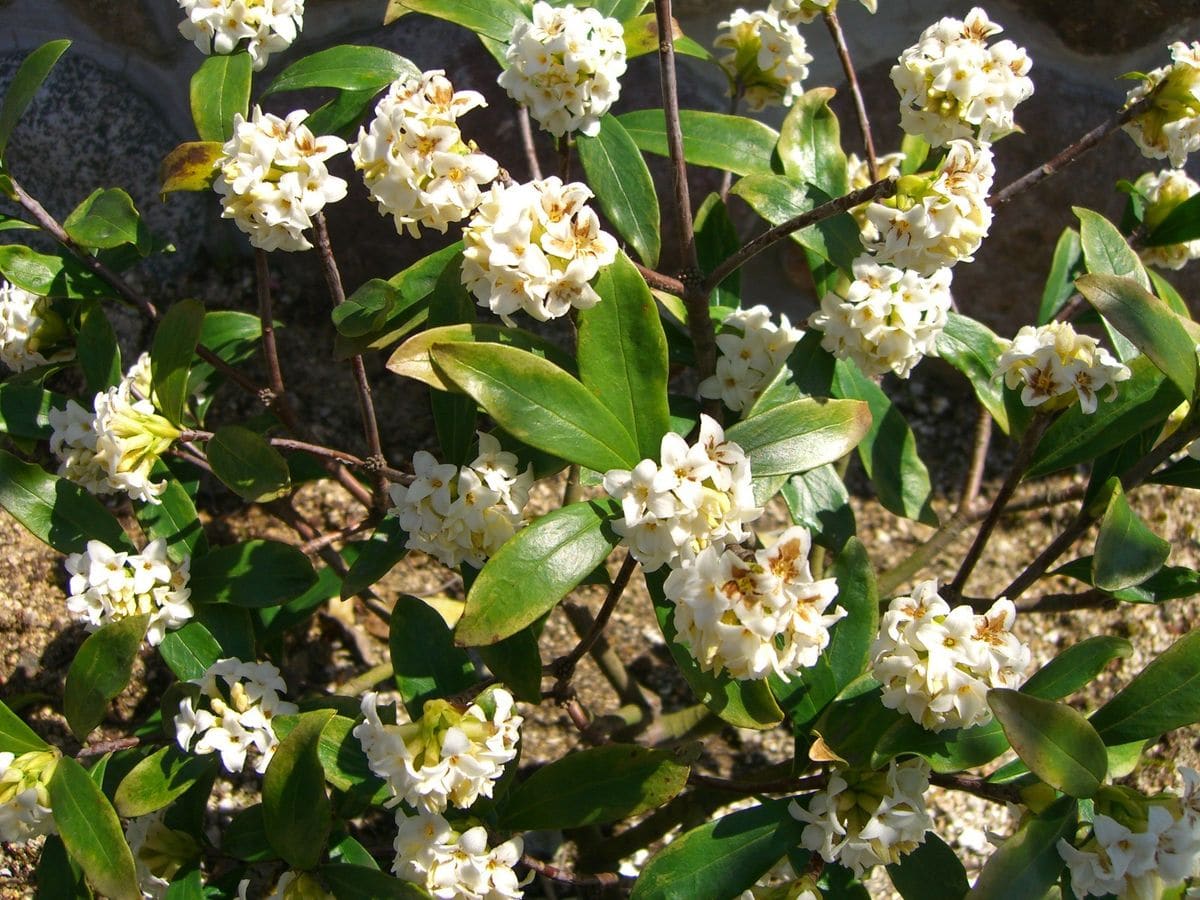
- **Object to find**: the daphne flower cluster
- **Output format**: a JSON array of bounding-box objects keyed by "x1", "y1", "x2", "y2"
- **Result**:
[
  {"x1": 49, "y1": 355, "x2": 181, "y2": 504},
  {"x1": 214, "y1": 106, "x2": 347, "y2": 252},
  {"x1": 862, "y1": 139, "x2": 994, "y2": 275},
  {"x1": 811, "y1": 254, "x2": 952, "y2": 378},
  {"x1": 499, "y1": 1, "x2": 626, "y2": 138},
  {"x1": 665, "y1": 526, "x2": 845, "y2": 681},
  {"x1": 1134, "y1": 168, "x2": 1200, "y2": 270},
  {"x1": 0, "y1": 280, "x2": 73, "y2": 373},
  {"x1": 394, "y1": 810, "x2": 523, "y2": 899},
  {"x1": 126, "y1": 810, "x2": 197, "y2": 900},
  {"x1": 174, "y1": 658, "x2": 298, "y2": 774},
  {"x1": 714, "y1": 9, "x2": 813, "y2": 111},
  {"x1": 997, "y1": 321, "x2": 1131, "y2": 414},
  {"x1": 603, "y1": 416, "x2": 761, "y2": 572},
  {"x1": 1124, "y1": 41, "x2": 1200, "y2": 167},
  {"x1": 0, "y1": 750, "x2": 57, "y2": 843},
  {"x1": 791, "y1": 758, "x2": 933, "y2": 876},
  {"x1": 389, "y1": 433, "x2": 532, "y2": 569},
  {"x1": 355, "y1": 689, "x2": 522, "y2": 814},
  {"x1": 698, "y1": 305, "x2": 803, "y2": 412},
  {"x1": 462, "y1": 177, "x2": 618, "y2": 324},
  {"x1": 891, "y1": 7, "x2": 1033, "y2": 147},
  {"x1": 64, "y1": 539, "x2": 192, "y2": 646},
  {"x1": 176, "y1": 0, "x2": 303, "y2": 70},
  {"x1": 768, "y1": 0, "x2": 877, "y2": 25},
  {"x1": 353, "y1": 70, "x2": 498, "y2": 239},
  {"x1": 871, "y1": 581, "x2": 1030, "y2": 732}
]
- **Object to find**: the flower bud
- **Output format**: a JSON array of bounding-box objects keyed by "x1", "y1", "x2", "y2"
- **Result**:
[{"x1": 0, "y1": 749, "x2": 58, "y2": 843}]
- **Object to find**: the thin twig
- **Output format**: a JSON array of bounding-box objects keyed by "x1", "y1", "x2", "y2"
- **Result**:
[
  {"x1": 686, "y1": 770, "x2": 828, "y2": 795},
  {"x1": 634, "y1": 262, "x2": 686, "y2": 296},
  {"x1": 521, "y1": 856, "x2": 634, "y2": 890},
  {"x1": 299, "y1": 518, "x2": 373, "y2": 555},
  {"x1": 552, "y1": 554, "x2": 638, "y2": 681},
  {"x1": 255, "y1": 249, "x2": 288, "y2": 409},
  {"x1": 930, "y1": 772, "x2": 1022, "y2": 805},
  {"x1": 1016, "y1": 588, "x2": 1116, "y2": 614},
  {"x1": 517, "y1": 106, "x2": 543, "y2": 180},
  {"x1": 335, "y1": 662, "x2": 394, "y2": 697},
  {"x1": 824, "y1": 9, "x2": 877, "y2": 180},
  {"x1": 956, "y1": 403, "x2": 992, "y2": 518},
  {"x1": 76, "y1": 736, "x2": 142, "y2": 758},
  {"x1": 558, "y1": 136, "x2": 572, "y2": 182}
]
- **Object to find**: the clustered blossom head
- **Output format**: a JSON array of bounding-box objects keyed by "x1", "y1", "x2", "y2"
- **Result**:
[
  {"x1": 355, "y1": 689, "x2": 522, "y2": 814},
  {"x1": 768, "y1": 0, "x2": 877, "y2": 26},
  {"x1": 862, "y1": 139, "x2": 994, "y2": 275},
  {"x1": 64, "y1": 539, "x2": 192, "y2": 646},
  {"x1": 499, "y1": 1, "x2": 626, "y2": 138},
  {"x1": 214, "y1": 106, "x2": 347, "y2": 252},
  {"x1": 462, "y1": 176, "x2": 618, "y2": 324},
  {"x1": 49, "y1": 353, "x2": 181, "y2": 504},
  {"x1": 0, "y1": 749, "x2": 57, "y2": 844},
  {"x1": 891, "y1": 6, "x2": 1033, "y2": 147},
  {"x1": 389, "y1": 433, "x2": 532, "y2": 569},
  {"x1": 394, "y1": 810, "x2": 523, "y2": 899},
  {"x1": 126, "y1": 810, "x2": 197, "y2": 900},
  {"x1": 997, "y1": 321, "x2": 1131, "y2": 414},
  {"x1": 1124, "y1": 41, "x2": 1200, "y2": 167},
  {"x1": 0, "y1": 280, "x2": 73, "y2": 373},
  {"x1": 1134, "y1": 168, "x2": 1200, "y2": 270},
  {"x1": 665, "y1": 526, "x2": 845, "y2": 681},
  {"x1": 174, "y1": 658, "x2": 298, "y2": 774},
  {"x1": 353, "y1": 70, "x2": 498, "y2": 239},
  {"x1": 713, "y1": 9, "x2": 813, "y2": 111},
  {"x1": 698, "y1": 305, "x2": 803, "y2": 412},
  {"x1": 871, "y1": 581, "x2": 1030, "y2": 732},
  {"x1": 176, "y1": 0, "x2": 303, "y2": 70},
  {"x1": 603, "y1": 416, "x2": 762, "y2": 572},
  {"x1": 790, "y1": 758, "x2": 932, "y2": 876},
  {"x1": 810, "y1": 254, "x2": 952, "y2": 378},
  {"x1": 242, "y1": 871, "x2": 332, "y2": 900}
]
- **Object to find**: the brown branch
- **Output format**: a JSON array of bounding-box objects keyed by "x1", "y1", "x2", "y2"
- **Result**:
[
  {"x1": 635, "y1": 261, "x2": 686, "y2": 296},
  {"x1": 551, "y1": 554, "x2": 638, "y2": 681},
  {"x1": 516, "y1": 106, "x2": 543, "y2": 181},
  {"x1": 521, "y1": 856, "x2": 634, "y2": 890},
  {"x1": 1016, "y1": 588, "x2": 1116, "y2": 614},
  {"x1": 76, "y1": 736, "x2": 142, "y2": 758},
  {"x1": 824, "y1": 9, "x2": 877, "y2": 180},
  {"x1": 957, "y1": 403, "x2": 993, "y2": 518},
  {"x1": 930, "y1": 772, "x2": 1021, "y2": 805},
  {"x1": 255, "y1": 249, "x2": 288, "y2": 410},
  {"x1": 687, "y1": 770, "x2": 829, "y2": 795}
]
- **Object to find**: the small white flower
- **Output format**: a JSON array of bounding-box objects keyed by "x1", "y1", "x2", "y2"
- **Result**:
[
  {"x1": 0, "y1": 280, "x2": 74, "y2": 373},
  {"x1": 1134, "y1": 168, "x2": 1200, "y2": 270},
  {"x1": 699, "y1": 305, "x2": 804, "y2": 411},
  {"x1": 177, "y1": 0, "x2": 303, "y2": 70},
  {"x1": 1124, "y1": 41, "x2": 1200, "y2": 167},
  {"x1": 996, "y1": 321, "x2": 1131, "y2": 414},
  {"x1": 393, "y1": 810, "x2": 523, "y2": 899},
  {"x1": 714, "y1": 9, "x2": 813, "y2": 111},
  {"x1": 126, "y1": 810, "x2": 198, "y2": 899},
  {"x1": 1058, "y1": 810, "x2": 1177, "y2": 899},
  {"x1": 769, "y1": 0, "x2": 877, "y2": 26},
  {"x1": 0, "y1": 750, "x2": 57, "y2": 844}
]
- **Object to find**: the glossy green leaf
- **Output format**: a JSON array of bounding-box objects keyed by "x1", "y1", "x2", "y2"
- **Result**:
[
  {"x1": 872, "y1": 716, "x2": 1008, "y2": 773},
  {"x1": 77, "y1": 302, "x2": 121, "y2": 394},
  {"x1": 727, "y1": 397, "x2": 870, "y2": 478},
  {"x1": 35, "y1": 835, "x2": 91, "y2": 900},
  {"x1": 1075, "y1": 206, "x2": 1148, "y2": 361},
  {"x1": 0, "y1": 699, "x2": 48, "y2": 754},
  {"x1": 577, "y1": 117, "x2": 660, "y2": 265},
  {"x1": 329, "y1": 833, "x2": 380, "y2": 869},
  {"x1": 157, "y1": 621, "x2": 222, "y2": 682},
  {"x1": 189, "y1": 52, "x2": 251, "y2": 142},
  {"x1": 333, "y1": 279, "x2": 400, "y2": 337},
  {"x1": 190, "y1": 539, "x2": 317, "y2": 608},
  {"x1": 388, "y1": 323, "x2": 575, "y2": 392},
  {"x1": 0, "y1": 245, "x2": 109, "y2": 298},
  {"x1": 457, "y1": 499, "x2": 619, "y2": 646},
  {"x1": 136, "y1": 469, "x2": 207, "y2": 563},
  {"x1": 731, "y1": 174, "x2": 861, "y2": 272},
  {"x1": 476, "y1": 621, "x2": 544, "y2": 703},
  {"x1": 274, "y1": 714, "x2": 386, "y2": 798},
  {"x1": 988, "y1": 689, "x2": 1107, "y2": 797},
  {"x1": 384, "y1": 0, "x2": 526, "y2": 39},
  {"x1": 1021, "y1": 636, "x2": 1133, "y2": 699},
  {"x1": 969, "y1": 796, "x2": 1074, "y2": 899},
  {"x1": 316, "y1": 865, "x2": 429, "y2": 899},
  {"x1": 887, "y1": 833, "x2": 968, "y2": 900},
  {"x1": 150, "y1": 298, "x2": 205, "y2": 426},
  {"x1": 114, "y1": 746, "x2": 215, "y2": 817},
  {"x1": 781, "y1": 464, "x2": 855, "y2": 552},
  {"x1": 1092, "y1": 477, "x2": 1170, "y2": 591},
  {"x1": 1144, "y1": 192, "x2": 1200, "y2": 246},
  {"x1": 391, "y1": 595, "x2": 476, "y2": 715},
  {"x1": 1149, "y1": 267, "x2": 1192, "y2": 316},
  {"x1": 49, "y1": 756, "x2": 139, "y2": 900},
  {"x1": 304, "y1": 87, "x2": 381, "y2": 136},
  {"x1": 0, "y1": 383, "x2": 62, "y2": 439},
  {"x1": 0, "y1": 40, "x2": 71, "y2": 158},
  {"x1": 617, "y1": 109, "x2": 779, "y2": 176},
  {"x1": 192, "y1": 604, "x2": 256, "y2": 660},
  {"x1": 206, "y1": 425, "x2": 292, "y2": 502},
  {"x1": 223, "y1": 804, "x2": 278, "y2": 861},
  {"x1": 64, "y1": 615, "x2": 148, "y2": 740},
  {"x1": 1056, "y1": 555, "x2": 1200, "y2": 604},
  {"x1": 162, "y1": 869, "x2": 202, "y2": 900},
  {"x1": 621, "y1": 13, "x2": 711, "y2": 62},
  {"x1": 431, "y1": 342, "x2": 640, "y2": 473},
  {"x1": 263, "y1": 708, "x2": 335, "y2": 871},
  {"x1": 777, "y1": 87, "x2": 849, "y2": 197},
  {"x1": 1089, "y1": 629, "x2": 1200, "y2": 745},
  {"x1": 424, "y1": 259, "x2": 480, "y2": 465},
  {"x1": 1038, "y1": 227, "x2": 1083, "y2": 324},
  {"x1": 266, "y1": 45, "x2": 418, "y2": 94},
  {"x1": 935, "y1": 313, "x2": 1031, "y2": 437},
  {"x1": 695, "y1": 193, "x2": 740, "y2": 308},
  {"x1": 159, "y1": 141, "x2": 223, "y2": 196},
  {"x1": 341, "y1": 517, "x2": 407, "y2": 600},
  {"x1": 64, "y1": 188, "x2": 149, "y2": 252},
  {"x1": 189, "y1": 310, "x2": 262, "y2": 391},
  {"x1": 605, "y1": 0, "x2": 651, "y2": 19}
]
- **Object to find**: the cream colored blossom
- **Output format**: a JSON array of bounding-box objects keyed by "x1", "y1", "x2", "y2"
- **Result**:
[
  {"x1": 0, "y1": 749, "x2": 57, "y2": 844},
  {"x1": 394, "y1": 810, "x2": 523, "y2": 899},
  {"x1": 769, "y1": 0, "x2": 877, "y2": 25},
  {"x1": 698, "y1": 305, "x2": 803, "y2": 411},
  {"x1": 997, "y1": 321, "x2": 1131, "y2": 414},
  {"x1": 0, "y1": 281, "x2": 73, "y2": 372},
  {"x1": 1135, "y1": 168, "x2": 1200, "y2": 270},
  {"x1": 177, "y1": 0, "x2": 303, "y2": 70},
  {"x1": 714, "y1": 9, "x2": 813, "y2": 111},
  {"x1": 1124, "y1": 41, "x2": 1200, "y2": 167}
]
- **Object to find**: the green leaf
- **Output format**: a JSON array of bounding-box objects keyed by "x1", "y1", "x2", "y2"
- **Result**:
[
  {"x1": 617, "y1": 109, "x2": 779, "y2": 176},
  {"x1": 1149, "y1": 267, "x2": 1192, "y2": 316},
  {"x1": 136, "y1": 468, "x2": 208, "y2": 562},
  {"x1": 781, "y1": 464, "x2": 855, "y2": 552},
  {"x1": 1056, "y1": 556, "x2": 1200, "y2": 604},
  {"x1": 64, "y1": 188, "x2": 149, "y2": 253},
  {"x1": 77, "y1": 302, "x2": 121, "y2": 394},
  {"x1": 0, "y1": 450, "x2": 134, "y2": 554},
  {"x1": 0, "y1": 40, "x2": 71, "y2": 158},
  {"x1": 386, "y1": 0, "x2": 526, "y2": 40},
  {"x1": 500, "y1": 744, "x2": 689, "y2": 830},
  {"x1": 0, "y1": 245, "x2": 109, "y2": 298},
  {"x1": 777, "y1": 87, "x2": 849, "y2": 198},
  {"x1": 159, "y1": 141, "x2": 223, "y2": 196},
  {"x1": 63, "y1": 615, "x2": 148, "y2": 741},
  {"x1": 872, "y1": 715, "x2": 1008, "y2": 774},
  {"x1": 1144, "y1": 192, "x2": 1200, "y2": 246},
  {"x1": 621, "y1": 13, "x2": 711, "y2": 61},
  {"x1": 333, "y1": 279, "x2": 400, "y2": 337},
  {"x1": 632, "y1": 799, "x2": 805, "y2": 900},
  {"x1": 935, "y1": 313, "x2": 1031, "y2": 437},
  {"x1": 316, "y1": 865, "x2": 429, "y2": 899},
  {"x1": 457, "y1": 499, "x2": 619, "y2": 646},
  {"x1": 606, "y1": 0, "x2": 651, "y2": 19},
  {"x1": 887, "y1": 833, "x2": 969, "y2": 900},
  {"x1": 726, "y1": 397, "x2": 871, "y2": 478},
  {"x1": 476, "y1": 621, "x2": 544, "y2": 703},
  {"x1": 695, "y1": 193, "x2": 740, "y2": 308},
  {"x1": 114, "y1": 746, "x2": 215, "y2": 818},
  {"x1": 1038, "y1": 228, "x2": 1083, "y2": 324},
  {"x1": 431, "y1": 342, "x2": 640, "y2": 473},
  {"x1": 206, "y1": 425, "x2": 292, "y2": 502},
  {"x1": 304, "y1": 87, "x2": 381, "y2": 137},
  {"x1": 730, "y1": 174, "x2": 861, "y2": 273},
  {"x1": 577, "y1": 116, "x2": 661, "y2": 265},
  {"x1": 0, "y1": 699, "x2": 48, "y2": 754},
  {"x1": 189, "y1": 540, "x2": 317, "y2": 607},
  {"x1": 157, "y1": 621, "x2": 222, "y2": 682},
  {"x1": 0, "y1": 383, "x2": 63, "y2": 439},
  {"x1": 1021, "y1": 636, "x2": 1133, "y2": 699},
  {"x1": 263, "y1": 708, "x2": 335, "y2": 871},
  {"x1": 1089, "y1": 629, "x2": 1200, "y2": 745},
  {"x1": 36, "y1": 835, "x2": 91, "y2": 900},
  {"x1": 189, "y1": 52, "x2": 252, "y2": 142},
  {"x1": 390, "y1": 595, "x2": 477, "y2": 716},
  {"x1": 1075, "y1": 205, "x2": 1149, "y2": 361},
  {"x1": 151, "y1": 298, "x2": 205, "y2": 426},
  {"x1": 223, "y1": 804, "x2": 278, "y2": 861},
  {"x1": 1092, "y1": 477, "x2": 1170, "y2": 591},
  {"x1": 341, "y1": 517, "x2": 407, "y2": 600},
  {"x1": 266, "y1": 45, "x2": 418, "y2": 94},
  {"x1": 987, "y1": 689, "x2": 1107, "y2": 798},
  {"x1": 388, "y1": 322, "x2": 575, "y2": 392},
  {"x1": 163, "y1": 869, "x2": 202, "y2": 900},
  {"x1": 970, "y1": 798, "x2": 1074, "y2": 899},
  {"x1": 285, "y1": 714, "x2": 385, "y2": 797},
  {"x1": 49, "y1": 756, "x2": 139, "y2": 900},
  {"x1": 425, "y1": 257, "x2": 480, "y2": 466}
]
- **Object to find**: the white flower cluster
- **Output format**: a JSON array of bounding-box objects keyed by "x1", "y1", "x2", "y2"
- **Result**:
[
  {"x1": 871, "y1": 581, "x2": 1030, "y2": 732},
  {"x1": 64, "y1": 539, "x2": 192, "y2": 646},
  {"x1": 810, "y1": 254, "x2": 952, "y2": 379},
  {"x1": 355, "y1": 689, "x2": 522, "y2": 814},
  {"x1": 714, "y1": 9, "x2": 813, "y2": 111},
  {"x1": 1124, "y1": 41, "x2": 1200, "y2": 167},
  {"x1": 790, "y1": 758, "x2": 933, "y2": 876},
  {"x1": 665, "y1": 526, "x2": 845, "y2": 681},
  {"x1": 862, "y1": 139, "x2": 994, "y2": 276},
  {"x1": 603, "y1": 416, "x2": 761, "y2": 573},
  {"x1": 353, "y1": 70, "x2": 498, "y2": 239},
  {"x1": 174, "y1": 658, "x2": 298, "y2": 774},
  {"x1": 0, "y1": 280, "x2": 73, "y2": 373},
  {"x1": 462, "y1": 176, "x2": 618, "y2": 324},
  {"x1": 394, "y1": 810, "x2": 523, "y2": 900},
  {"x1": 389, "y1": 433, "x2": 532, "y2": 569},
  {"x1": 499, "y1": 1, "x2": 626, "y2": 138},
  {"x1": 177, "y1": 0, "x2": 303, "y2": 71},
  {"x1": 1135, "y1": 168, "x2": 1200, "y2": 270},
  {"x1": 768, "y1": 0, "x2": 877, "y2": 25},
  {"x1": 698, "y1": 305, "x2": 804, "y2": 412},
  {"x1": 997, "y1": 321, "x2": 1131, "y2": 415},
  {"x1": 0, "y1": 750, "x2": 57, "y2": 844},
  {"x1": 214, "y1": 106, "x2": 347, "y2": 252},
  {"x1": 49, "y1": 353, "x2": 181, "y2": 504},
  {"x1": 126, "y1": 810, "x2": 195, "y2": 900},
  {"x1": 891, "y1": 7, "x2": 1033, "y2": 147}
]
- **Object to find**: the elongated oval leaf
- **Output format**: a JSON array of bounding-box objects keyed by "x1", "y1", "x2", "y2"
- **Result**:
[
  {"x1": 887, "y1": 833, "x2": 969, "y2": 900},
  {"x1": 0, "y1": 699, "x2": 48, "y2": 754},
  {"x1": 1075, "y1": 206, "x2": 1147, "y2": 361},
  {"x1": 316, "y1": 865, "x2": 429, "y2": 899},
  {"x1": 388, "y1": 323, "x2": 575, "y2": 392},
  {"x1": 0, "y1": 383, "x2": 63, "y2": 439},
  {"x1": 1020, "y1": 636, "x2": 1133, "y2": 700},
  {"x1": 158, "y1": 621, "x2": 222, "y2": 682},
  {"x1": 617, "y1": 109, "x2": 779, "y2": 176},
  {"x1": 333, "y1": 279, "x2": 399, "y2": 337},
  {"x1": 0, "y1": 245, "x2": 109, "y2": 298},
  {"x1": 266, "y1": 45, "x2": 418, "y2": 94},
  {"x1": 385, "y1": 0, "x2": 526, "y2": 38},
  {"x1": 935, "y1": 313, "x2": 1031, "y2": 437},
  {"x1": 64, "y1": 188, "x2": 148, "y2": 252},
  {"x1": 476, "y1": 620, "x2": 544, "y2": 703},
  {"x1": 872, "y1": 716, "x2": 1009, "y2": 773},
  {"x1": 151, "y1": 298, "x2": 205, "y2": 426},
  {"x1": 341, "y1": 517, "x2": 407, "y2": 600},
  {"x1": 391, "y1": 595, "x2": 476, "y2": 715},
  {"x1": 35, "y1": 835, "x2": 90, "y2": 900},
  {"x1": 77, "y1": 301, "x2": 122, "y2": 395},
  {"x1": 189, "y1": 52, "x2": 251, "y2": 142},
  {"x1": 622, "y1": 13, "x2": 709, "y2": 61},
  {"x1": 1092, "y1": 477, "x2": 1170, "y2": 591},
  {"x1": 726, "y1": 397, "x2": 870, "y2": 478},
  {"x1": 781, "y1": 464, "x2": 855, "y2": 552},
  {"x1": 968, "y1": 796, "x2": 1075, "y2": 899},
  {"x1": 988, "y1": 689, "x2": 1107, "y2": 798},
  {"x1": 576, "y1": 117, "x2": 661, "y2": 265},
  {"x1": 48, "y1": 756, "x2": 140, "y2": 900},
  {"x1": 114, "y1": 746, "x2": 215, "y2": 818},
  {"x1": 1145, "y1": 192, "x2": 1200, "y2": 246},
  {"x1": 64, "y1": 615, "x2": 149, "y2": 740},
  {"x1": 189, "y1": 540, "x2": 317, "y2": 607},
  {"x1": 695, "y1": 193, "x2": 740, "y2": 308},
  {"x1": 0, "y1": 40, "x2": 71, "y2": 158},
  {"x1": 1039, "y1": 227, "x2": 1083, "y2": 324},
  {"x1": 206, "y1": 425, "x2": 292, "y2": 502},
  {"x1": 136, "y1": 468, "x2": 207, "y2": 562},
  {"x1": 778, "y1": 87, "x2": 849, "y2": 198},
  {"x1": 730, "y1": 174, "x2": 860, "y2": 272},
  {"x1": 159, "y1": 141, "x2": 222, "y2": 196},
  {"x1": 263, "y1": 708, "x2": 335, "y2": 870},
  {"x1": 1089, "y1": 629, "x2": 1200, "y2": 745}
]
